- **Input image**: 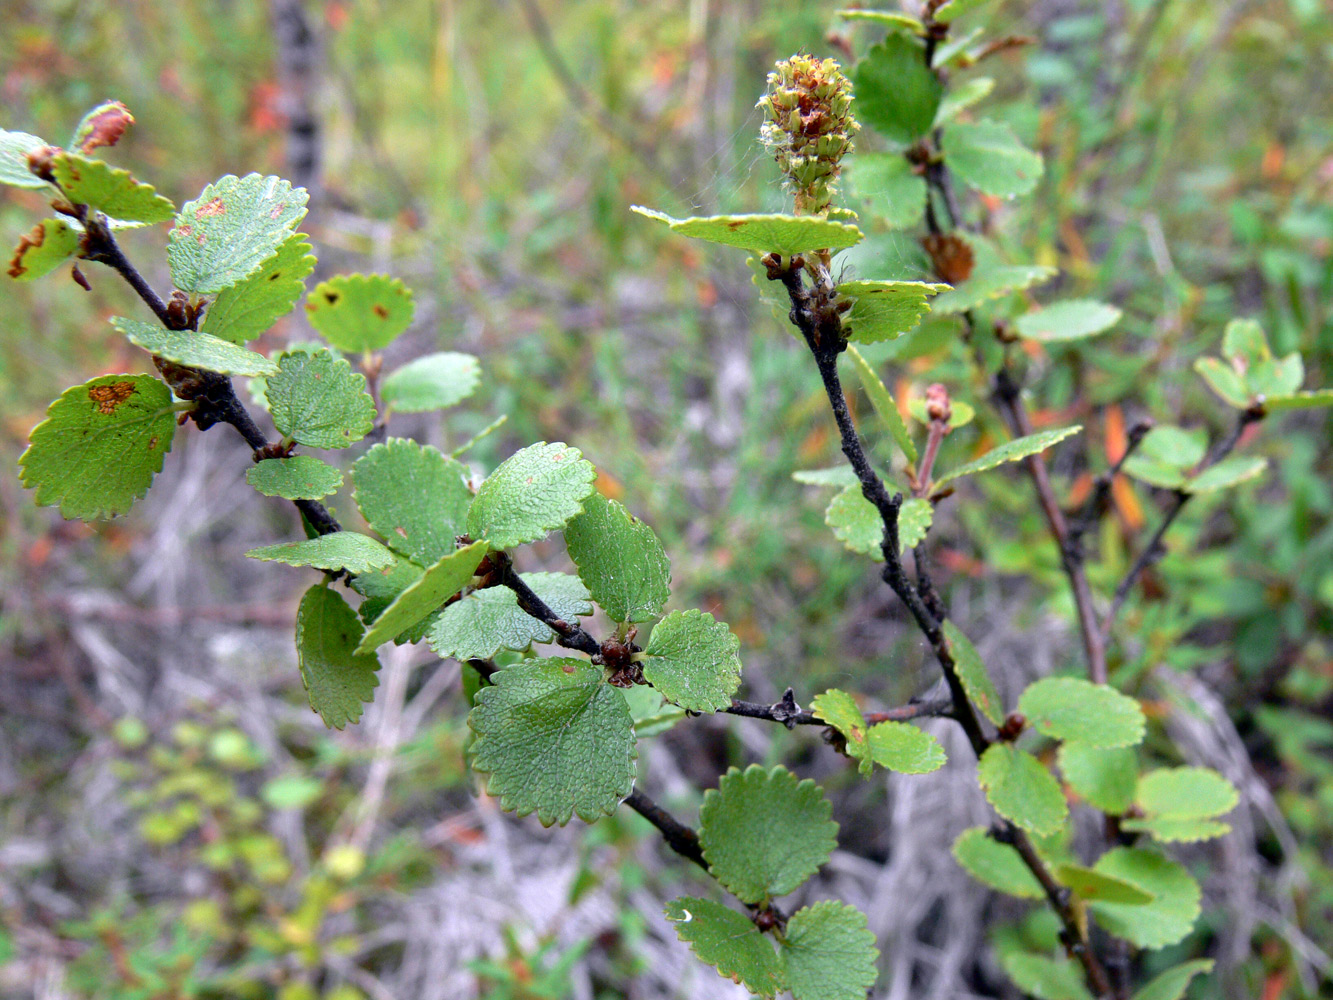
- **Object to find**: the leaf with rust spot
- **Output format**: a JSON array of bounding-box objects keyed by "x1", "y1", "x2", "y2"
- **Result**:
[
  {"x1": 20, "y1": 374, "x2": 177, "y2": 520},
  {"x1": 70, "y1": 101, "x2": 134, "y2": 153},
  {"x1": 8, "y1": 218, "x2": 80, "y2": 281},
  {"x1": 305, "y1": 273, "x2": 415, "y2": 352}
]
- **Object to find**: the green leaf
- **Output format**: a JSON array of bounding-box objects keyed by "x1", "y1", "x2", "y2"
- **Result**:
[
  {"x1": 19, "y1": 374, "x2": 177, "y2": 520},
  {"x1": 1138, "y1": 425, "x2": 1207, "y2": 467},
  {"x1": 846, "y1": 344, "x2": 917, "y2": 463},
  {"x1": 844, "y1": 152, "x2": 926, "y2": 229},
  {"x1": 351, "y1": 438, "x2": 473, "y2": 565},
  {"x1": 1249, "y1": 353, "x2": 1304, "y2": 398},
  {"x1": 1222, "y1": 318, "x2": 1270, "y2": 370},
  {"x1": 853, "y1": 34, "x2": 943, "y2": 147},
  {"x1": 245, "y1": 532, "x2": 396, "y2": 574},
  {"x1": 951, "y1": 827, "x2": 1044, "y2": 899},
  {"x1": 467, "y1": 441, "x2": 597, "y2": 550},
  {"x1": 977, "y1": 744, "x2": 1068, "y2": 836},
  {"x1": 943, "y1": 120, "x2": 1043, "y2": 198},
  {"x1": 114, "y1": 317, "x2": 278, "y2": 377},
  {"x1": 699, "y1": 765, "x2": 838, "y2": 904},
  {"x1": 305, "y1": 273, "x2": 414, "y2": 352},
  {"x1": 837, "y1": 279, "x2": 949, "y2": 343},
  {"x1": 934, "y1": 426, "x2": 1082, "y2": 487},
  {"x1": 663, "y1": 897, "x2": 784, "y2": 997},
  {"x1": 1129, "y1": 960, "x2": 1214, "y2": 1000},
  {"x1": 825, "y1": 485, "x2": 882, "y2": 560},
  {"x1": 625, "y1": 685, "x2": 686, "y2": 737},
  {"x1": 935, "y1": 0, "x2": 990, "y2": 22},
  {"x1": 1193, "y1": 357, "x2": 1251, "y2": 409},
  {"x1": 201, "y1": 232, "x2": 316, "y2": 344},
  {"x1": 1089, "y1": 848, "x2": 1201, "y2": 949},
  {"x1": 793, "y1": 467, "x2": 859, "y2": 487},
  {"x1": 1017, "y1": 677, "x2": 1145, "y2": 749},
  {"x1": 565, "y1": 491, "x2": 671, "y2": 624},
  {"x1": 294, "y1": 585, "x2": 380, "y2": 729},
  {"x1": 168, "y1": 173, "x2": 308, "y2": 294},
  {"x1": 1119, "y1": 817, "x2": 1231, "y2": 843},
  {"x1": 835, "y1": 9, "x2": 923, "y2": 30},
  {"x1": 350, "y1": 556, "x2": 434, "y2": 644},
  {"x1": 52, "y1": 151, "x2": 174, "y2": 226},
  {"x1": 1135, "y1": 767, "x2": 1238, "y2": 820},
  {"x1": 898, "y1": 497, "x2": 934, "y2": 549},
  {"x1": 641, "y1": 609, "x2": 742, "y2": 713},
  {"x1": 1000, "y1": 953, "x2": 1093, "y2": 1000},
  {"x1": 1264, "y1": 388, "x2": 1333, "y2": 410},
  {"x1": 468, "y1": 658, "x2": 636, "y2": 825},
  {"x1": 780, "y1": 901, "x2": 879, "y2": 1000},
  {"x1": 266, "y1": 349, "x2": 376, "y2": 449},
  {"x1": 7, "y1": 219, "x2": 79, "y2": 281},
  {"x1": 1057, "y1": 743, "x2": 1137, "y2": 814},
  {"x1": 1014, "y1": 300, "x2": 1121, "y2": 343},
  {"x1": 942, "y1": 620, "x2": 1004, "y2": 726},
  {"x1": 935, "y1": 76, "x2": 995, "y2": 126},
  {"x1": 355, "y1": 539, "x2": 489, "y2": 654},
  {"x1": 380, "y1": 351, "x2": 481, "y2": 413},
  {"x1": 0, "y1": 129, "x2": 50, "y2": 188},
  {"x1": 1184, "y1": 456, "x2": 1266, "y2": 494},
  {"x1": 631, "y1": 207, "x2": 862, "y2": 254},
  {"x1": 932, "y1": 264, "x2": 1056, "y2": 314},
  {"x1": 427, "y1": 571, "x2": 590, "y2": 660},
  {"x1": 1055, "y1": 863, "x2": 1154, "y2": 905},
  {"x1": 246, "y1": 456, "x2": 343, "y2": 500},
  {"x1": 812, "y1": 688, "x2": 945, "y2": 776}
]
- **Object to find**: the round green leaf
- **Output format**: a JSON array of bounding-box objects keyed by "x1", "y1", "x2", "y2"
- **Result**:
[
  {"x1": 468, "y1": 659, "x2": 636, "y2": 826},
  {"x1": 977, "y1": 744, "x2": 1068, "y2": 836},
  {"x1": 1018, "y1": 677, "x2": 1145, "y2": 749},
  {"x1": 52, "y1": 152, "x2": 174, "y2": 226},
  {"x1": 1135, "y1": 767, "x2": 1238, "y2": 820},
  {"x1": 380, "y1": 351, "x2": 480, "y2": 413},
  {"x1": 942, "y1": 620, "x2": 1004, "y2": 726},
  {"x1": 699, "y1": 765, "x2": 837, "y2": 904},
  {"x1": 1222, "y1": 318, "x2": 1270, "y2": 369},
  {"x1": 467, "y1": 441, "x2": 597, "y2": 550},
  {"x1": 427, "y1": 571, "x2": 592, "y2": 660},
  {"x1": 844, "y1": 152, "x2": 926, "y2": 229},
  {"x1": 1014, "y1": 300, "x2": 1121, "y2": 343},
  {"x1": 1089, "y1": 848, "x2": 1201, "y2": 949},
  {"x1": 943, "y1": 120, "x2": 1043, "y2": 198},
  {"x1": 19, "y1": 374, "x2": 177, "y2": 520},
  {"x1": 1000, "y1": 953, "x2": 1093, "y2": 1000},
  {"x1": 246, "y1": 455, "x2": 343, "y2": 500},
  {"x1": 631, "y1": 206, "x2": 862, "y2": 255},
  {"x1": 565, "y1": 490, "x2": 671, "y2": 624},
  {"x1": 1129, "y1": 960, "x2": 1214, "y2": 1000},
  {"x1": 0, "y1": 129, "x2": 50, "y2": 188},
  {"x1": 355, "y1": 539, "x2": 489, "y2": 654},
  {"x1": 1057, "y1": 743, "x2": 1137, "y2": 815},
  {"x1": 352, "y1": 438, "x2": 473, "y2": 565},
  {"x1": 642, "y1": 609, "x2": 742, "y2": 713},
  {"x1": 115, "y1": 316, "x2": 278, "y2": 377},
  {"x1": 663, "y1": 897, "x2": 784, "y2": 998},
  {"x1": 168, "y1": 173, "x2": 309, "y2": 294},
  {"x1": 245, "y1": 532, "x2": 396, "y2": 575},
  {"x1": 864, "y1": 721, "x2": 946, "y2": 774},
  {"x1": 295, "y1": 584, "x2": 381, "y2": 729},
  {"x1": 936, "y1": 75, "x2": 996, "y2": 126},
  {"x1": 266, "y1": 349, "x2": 376, "y2": 449},
  {"x1": 780, "y1": 900, "x2": 879, "y2": 1000},
  {"x1": 932, "y1": 264, "x2": 1056, "y2": 314},
  {"x1": 1184, "y1": 456, "x2": 1267, "y2": 494},
  {"x1": 825, "y1": 485, "x2": 882, "y2": 560},
  {"x1": 853, "y1": 34, "x2": 943, "y2": 147},
  {"x1": 837, "y1": 280, "x2": 949, "y2": 344},
  {"x1": 898, "y1": 498, "x2": 934, "y2": 550},
  {"x1": 951, "y1": 827, "x2": 1044, "y2": 899},
  {"x1": 1194, "y1": 357, "x2": 1251, "y2": 409},
  {"x1": 201, "y1": 232, "x2": 316, "y2": 344},
  {"x1": 8, "y1": 218, "x2": 80, "y2": 281},
  {"x1": 305, "y1": 273, "x2": 414, "y2": 352}
]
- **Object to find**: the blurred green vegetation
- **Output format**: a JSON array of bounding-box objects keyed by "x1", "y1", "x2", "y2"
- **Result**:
[{"x1": 2, "y1": 0, "x2": 1332, "y2": 997}]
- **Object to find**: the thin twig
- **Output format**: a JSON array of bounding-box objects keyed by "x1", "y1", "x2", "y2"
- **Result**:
[
  {"x1": 1067, "y1": 417, "x2": 1154, "y2": 548},
  {"x1": 492, "y1": 551, "x2": 602, "y2": 657},
  {"x1": 623, "y1": 789, "x2": 708, "y2": 872}
]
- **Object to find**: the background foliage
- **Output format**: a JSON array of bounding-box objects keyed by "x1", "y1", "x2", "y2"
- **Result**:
[{"x1": 1, "y1": 0, "x2": 1330, "y2": 997}]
